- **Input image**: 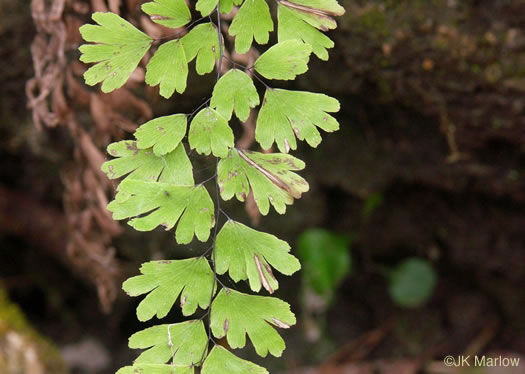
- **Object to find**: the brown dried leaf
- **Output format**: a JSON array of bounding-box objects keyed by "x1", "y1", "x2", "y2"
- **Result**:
[
  {"x1": 105, "y1": 88, "x2": 153, "y2": 120},
  {"x1": 78, "y1": 129, "x2": 107, "y2": 179},
  {"x1": 51, "y1": 76, "x2": 70, "y2": 124},
  {"x1": 108, "y1": 0, "x2": 122, "y2": 13},
  {"x1": 64, "y1": 15, "x2": 84, "y2": 45},
  {"x1": 90, "y1": 0, "x2": 108, "y2": 12},
  {"x1": 90, "y1": 93, "x2": 112, "y2": 134},
  {"x1": 66, "y1": 69, "x2": 91, "y2": 108},
  {"x1": 126, "y1": 0, "x2": 144, "y2": 13}
]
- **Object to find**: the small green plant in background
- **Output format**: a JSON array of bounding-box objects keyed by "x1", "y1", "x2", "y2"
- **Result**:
[
  {"x1": 78, "y1": 0, "x2": 345, "y2": 372},
  {"x1": 297, "y1": 227, "x2": 438, "y2": 343},
  {"x1": 297, "y1": 229, "x2": 353, "y2": 346},
  {"x1": 387, "y1": 257, "x2": 437, "y2": 308},
  {"x1": 298, "y1": 229, "x2": 353, "y2": 304}
]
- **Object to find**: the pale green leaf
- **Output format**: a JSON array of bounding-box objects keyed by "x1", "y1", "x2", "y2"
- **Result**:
[
  {"x1": 107, "y1": 181, "x2": 214, "y2": 244},
  {"x1": 142, "y1": 0, "x2": 191, "y2": 28},
  {"x1": 210, "y1": 289, "x2": 296, "y2": 357},
  {"x1": 116, "y1": 364, "x2": 193, "y2": 374},
  {"x1": 285, "y1": 0, "x2": 345, "y2": 16},
  {"x1": 219, "y1": 0, "x2": 244, "y2": 14},
  {"x1": 278, "y1": 4, "x2": 335, "y2": 60},
  {"x1": 229, "y1": 0, "x2": 273, "y2": 54},
  {"x1": 280, "y1": 1, "x2": 338, "y2": 29},
  {"x1": 188, "y1": 108, "x2": 234, "y2": 158},
  {"x1": 146, "y1": 39, "x2": 188, "y2": 98},
  {"x1": 254, "y1": 40, "x2": 312, "y2": 80},
  {"x1": 79, "y1": 12, "x2": 152, "y2": 93},
  {"x1": 216, "y1": 220, "x2": 301, "y2": 293},
  {"x1": 211, "y1": 69, "x2": 259, "y2": 121},
  {"x1": 218, "y1": 149, "x2": 309, "y2": 215},
  {"x1": 194, "y1": 0, "x2": 245, "y2": 19},
  {"x1": 202, "y1": 346, "x2": 268, "y2": 374},
  {"x1": 256, "y1": 88, "x2": 340, "y2": 152},
  {"x1": 181, "y1": 23, "x2": 220, "y2": 75},
  {"x1": 129, "y1": 320, "x2": 207, "y2": 365},
  {"x1": 123, "y1": 258, "x2": 215, "y2": 320},
  {"x1": 101, "y1": 141, "x2": 194, "y2": 187},
  {"x1": 195, "y1": 0, "x2": 219, "y2": 17},
  {"x1": 134, "y1": 114, "x2": 187, "y2": 156},
  {"x1": 195, "y1": 0, "x2": 218, "y2": 17}
]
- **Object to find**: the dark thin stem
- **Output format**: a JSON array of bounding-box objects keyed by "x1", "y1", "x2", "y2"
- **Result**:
[
  {"x1": 223, "y1": 54, "x2": 272, "y2": 89},
  {"x1": 216, "y1": 4, "x2": 223, "y2": 82},
  {"x1": 219, "y1": 208, "x2": 232, "y2": 221},
  {"x1": 198, "y1": 172, "x2": 218, "y2": 186},
  {"x1": 153, "y1": 16, "x2": 208, "y2": 41},
  {"x1": 187, "y1": 97, "x2": 211, "y2": 119},
  {"x1": 251, "y1": 70, "x2": 272, "y2": 89},
  {"x1": 223, "y1": 54, "x2": 248, "y2": 70},
  {"x1": 197, "y1": 5, "x2": 226, "y2": 366}
]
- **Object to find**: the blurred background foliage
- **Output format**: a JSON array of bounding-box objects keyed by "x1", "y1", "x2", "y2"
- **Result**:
[{"x1": 1, "y1": 0, "x2": 524, "y2": 373}]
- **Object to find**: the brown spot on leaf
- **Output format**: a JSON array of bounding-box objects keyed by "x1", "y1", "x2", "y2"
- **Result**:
[
  {"x1": 224, "y1": 319, "x2": 229, "y2": 333},
  {"x1": 254, "y1": 254, "x2": 274, "y2": 294},
  {"x1": 125, "y1": 141, "x2": 139, "y2": 155},
  {"x1": 264, "y1": 264, "x2": 277, "y2": 282},
  {"x1": 107, "y1": 165, "x2": 115, "y2": 178},
  {"x1": 150, "y1": 15, "x2": 171, "y2": 21},
  {"x1": 271, "y1": 318, "x2": 291, "y2": 329}
]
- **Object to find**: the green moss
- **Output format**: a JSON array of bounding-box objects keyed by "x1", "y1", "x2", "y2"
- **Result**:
[
  {"x1": 0, "y1": 288, "x2": 27, "y2": 334},
  {"x1": 0, "y1": 286, "x2": 68, "y2": 374}
]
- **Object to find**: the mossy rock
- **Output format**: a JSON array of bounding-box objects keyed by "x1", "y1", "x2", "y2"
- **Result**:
[{"x1": 0, "y1": 287, "x2": 68, "y2": 374}]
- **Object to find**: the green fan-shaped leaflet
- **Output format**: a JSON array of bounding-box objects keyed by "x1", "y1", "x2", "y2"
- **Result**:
[
  {"x1": 146, "y1": 39, "x2": 188, "y2": 98},
  {"x1": 202, "y1": 346, "x2": 268, "y2": 374},
  {"x1": 129, "y1": 320, "x2": 207, "y2": 365},
  {"x1": 210, "y1": 289, "x2": 296, "y2": 357},
  {"x1": 142, "y1": 0, "x2": 191, "y2": 28},
  {"x1": 277, "y1": 4, "x2": 335, "y2": 60},
  {"x1": 123, "y1": 258, "x2": 215, "y2": 321},
  {"x1": 79, "y1": 12, "x2": 152, "y2": 93},
  {"x1": 219, "y1": 0, "x2": 244, "y2": 14},
  {"x1": 218, "y1": 149, "x2": 309, "y2": 215},
  {"x1": 196, "y1": 0, "x2": 243, "y2": 16},
  {"x1": 253, "y1": 40, "x2": 312, "y2": 80},
  {"x1": 101, "y1": 141, "x2": 193, "y2": 203},
  {"x1": 182, "y1": 23, "x2": 220, "y2": 75},
  {"x1": 210, "y1": 69, "x2": 259, "y2": 121},
  {"x1": 287, "y1": 0, "x2": 345, "y2": 16},
  {"x1": 117, "y1": 364, "x2": 193, "y2": 374},
  {"x1": 195, "y1": 0, "x2": 218, "y2": 17},
  {"x1": 134, "y1": 114, "x2": 187, "y2": 156},
  {"x1": 215, "y1": 220, "x2": 301, "y2": 293},
  {"x1": 229, "y1": 0, "x2": 273, "y2": 54},
  {"x1": 256, "y1": 88, "x2": 340, "y2": 152},
  {"x1": 188, "y1": 108, "x2": 234, "y2": 158},
  {"x1": 107, "y1": 181, "x2": 214, "y2": 244},
  {"x1": 280, "y1": 0, "x2": 338, "y2": 30}
]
